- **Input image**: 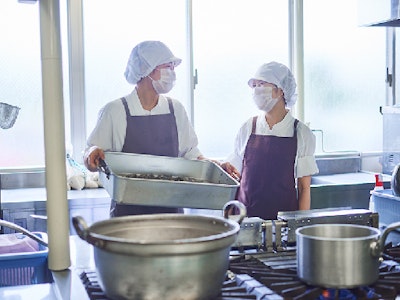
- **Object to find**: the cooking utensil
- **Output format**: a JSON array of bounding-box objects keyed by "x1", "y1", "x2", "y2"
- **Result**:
[
  {"x1": 391, "y1": 163, "x2": 400, "y2": 196},
  {"x1": 98, "y1": 157, "x2": 111, "y2": 179},
  {"x1": 296, "y1": 221, "x2": 400, "y2": 288},
  {"x1": 0, "y1": 219, "x2": 48, "y2": 247},
  {"x1": 99, "y1": 152, "x2": 240, "y2": 209},
  {"x1": 30, "y1": 214, "x2": 48, "y2": 220},
  {"x1": 72, "y1": 200, "x2": 246, "y2": 300},
  {"x1": 0, "y1": 102, "x2": 20, "y2": 129}
]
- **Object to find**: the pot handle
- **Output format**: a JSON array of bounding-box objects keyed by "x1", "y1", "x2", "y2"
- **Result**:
[
  {"x1": 223, "y1": 200, "x2": 247, "y2": 224},
  {"x1": 72, "y1": 216, "x2": 105, "y2": 248},
  {"x1": 72, "y1": 216, "x2": 90, "y2": 241},
  {"x1": 371, "y1": 221, "x2": 400, "y2": 257}
]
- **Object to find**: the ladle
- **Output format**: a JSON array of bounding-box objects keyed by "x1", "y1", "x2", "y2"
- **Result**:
[{"x1": 0, "y1": 219, "x2": 48, "y2": 247}]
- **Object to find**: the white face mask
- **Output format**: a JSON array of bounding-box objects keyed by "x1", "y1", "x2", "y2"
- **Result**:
[
  {"x1": 149, "y1": 68, "x2": 176, "y2": 94},
  {"x1": 252, "y1": 86, "x2": 279, "y2": 112}
]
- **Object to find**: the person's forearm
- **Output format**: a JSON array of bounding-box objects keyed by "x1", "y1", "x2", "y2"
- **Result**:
[
  {"x1": 297, "y1": 176, "x2": 311, "y2": 210},
  {"x1": 298, "y1": 189, "x2": 311, "y2": 210}
]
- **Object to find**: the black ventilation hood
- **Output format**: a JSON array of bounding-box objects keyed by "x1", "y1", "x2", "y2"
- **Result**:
[{"x1": 359, "y1": 0, "x2": 400, "y2": 27}]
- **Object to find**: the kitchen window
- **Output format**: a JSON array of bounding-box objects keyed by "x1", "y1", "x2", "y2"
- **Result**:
[
  {"x1": 191, "y1": 0, "x2": 288, "y2": 158},
  {"x1": 83, "y1": 0, "x2": 190, "y2": 146},
  {"x1": 303, "y1": 0, "x2": 385, "y2": 154},
  {"x1": 0, "y1": 0, "x2": 70, "y2": 168},
  {"x1": 0, "y1": 0, "x2": 387, "y2": 171}
]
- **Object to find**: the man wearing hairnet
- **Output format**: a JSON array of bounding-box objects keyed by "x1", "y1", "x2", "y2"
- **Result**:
[
  {"x1": 222, "y1": 62, "x2": 319, "y2": 220},
  {"x1": 84, "y1": 41, "x2": 204, "y2": 217}
]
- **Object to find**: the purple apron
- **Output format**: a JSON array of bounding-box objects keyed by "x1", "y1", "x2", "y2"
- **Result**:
[
  {"x1": 110, "y1": 97, "x2": 181, "y2": 217},
  {"x1": 236, "y1": 117, "x2": 299, "y2": 220}
]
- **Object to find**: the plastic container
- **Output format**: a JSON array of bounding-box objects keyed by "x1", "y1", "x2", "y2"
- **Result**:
[
  {"x1": 0, "y1": 232, "x2": 51, "y2": 286},
  {"x1": 370, "y1": 189, "x2": 400, "y2": 226}
]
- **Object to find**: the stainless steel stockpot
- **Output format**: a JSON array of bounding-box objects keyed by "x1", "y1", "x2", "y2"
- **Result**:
[
  {"x1": 72, "y1": 201, "x2": 246, "y2": 300},
  {"x1": 296, "y1": 221, "x2": 400, "y2": 288}
]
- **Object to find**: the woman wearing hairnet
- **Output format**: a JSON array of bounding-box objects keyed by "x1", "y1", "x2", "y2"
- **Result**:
[
  {"x1": 222, "y1": 62, "x2": 319, "y2": 220},
  {"x1": 84, "y1": 40, "x2": 204, "y2": 217}
]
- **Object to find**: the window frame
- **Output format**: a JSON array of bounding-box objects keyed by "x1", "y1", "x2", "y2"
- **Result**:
[{"x1": 1, "y1": 0, "x2": 392, "y2": 178}]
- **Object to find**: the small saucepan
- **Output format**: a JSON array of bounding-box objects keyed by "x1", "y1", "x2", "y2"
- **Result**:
[{"x1": 296, "y1": 221, "x2": 400, "y2": 288}]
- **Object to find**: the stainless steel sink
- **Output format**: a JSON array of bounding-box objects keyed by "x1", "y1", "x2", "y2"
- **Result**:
[{"x1": 310, "y1": 172, "x2": 391, "y2": 210}]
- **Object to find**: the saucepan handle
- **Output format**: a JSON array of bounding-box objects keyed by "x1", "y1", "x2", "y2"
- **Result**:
[
  {"x1": 371, "y1": 221, "x2": 400, "y2": 257},
  {"x1": 223, "y1": 200, "x2": 247, "y2": 224},
  {"x1": 379, "y1": 221, "x2": 400, "y2": 247}
]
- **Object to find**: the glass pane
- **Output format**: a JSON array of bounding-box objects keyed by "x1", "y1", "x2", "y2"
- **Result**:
[
  {"x1": 83, "y1": 0, "x2": 188, "y2": 139},
  {"x1": 0, "y1": 0, "x2": 70, "y2": 168},
  {"x1": 192, "y1": 0, "x2": 289, "y2": 158},
  {"x1": 304, "y1": 0, "x2": 386, "y2": 153},
  {"x1": 0, "y1": 1, "x2": 43, "y2": 167}
]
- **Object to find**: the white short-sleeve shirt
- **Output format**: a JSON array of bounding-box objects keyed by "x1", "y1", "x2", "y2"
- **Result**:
[
  {"x1": 226, "y1": 112, "x2": 319, "y2": 178},
  {"x1": 87, "y1": 89, "x2": 202, "y2": 160}
]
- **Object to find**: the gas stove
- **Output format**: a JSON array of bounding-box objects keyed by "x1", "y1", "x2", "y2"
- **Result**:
[
  {"x1": 79, "y1": 243, "x2": 400, "y2": 300},
  {"x1": 77, "y1": 208, "x2": 400, "y2": 300}
]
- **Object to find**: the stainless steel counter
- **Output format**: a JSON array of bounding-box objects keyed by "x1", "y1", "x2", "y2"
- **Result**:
[
  {"x1": 1, "y1": 188, "x2": 110, "y2": 234},
  {"x1": 0, "y1": 283, "x2": 58, "y2": 299},
  {"x1": 311, "y1": 171, "x2": 392, "y2": 185}
]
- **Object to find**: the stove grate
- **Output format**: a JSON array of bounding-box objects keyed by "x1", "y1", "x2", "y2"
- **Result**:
[
  {"x1": 79, "y1": 271, "x2": 261, "y2": 300},
  {"x1": 229, "y1": 254, "x2": 400, "y2": 300}
]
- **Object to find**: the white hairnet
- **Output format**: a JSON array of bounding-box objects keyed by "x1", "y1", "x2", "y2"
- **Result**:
[
  {"x1": 248, "y1": 62, "x2": 297, "y2": 108},
  {"x1": 124, "y1": 41, "x2": 182, "y2": 84}
]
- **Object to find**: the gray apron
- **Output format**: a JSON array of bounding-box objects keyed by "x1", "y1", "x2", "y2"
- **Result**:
[
  {"x1": 110, "y1": 97, "x2": 181, "y2": 217},
  {"x1": 236, "y1": 117, "x2": 298, "y2": 220}
]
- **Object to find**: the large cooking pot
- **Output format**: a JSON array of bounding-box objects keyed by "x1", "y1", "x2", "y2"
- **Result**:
[
  {"x1": 72, "y1": 200, "x2": 246, "y2": 300},
  {"x1": 296, "y1": 221, "x2": 400, "y2": 288}
]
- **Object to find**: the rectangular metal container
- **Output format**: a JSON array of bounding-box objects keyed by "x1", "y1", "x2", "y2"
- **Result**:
[{"x1": 99, "y1": 152, "x2": 239, "y2": 209}]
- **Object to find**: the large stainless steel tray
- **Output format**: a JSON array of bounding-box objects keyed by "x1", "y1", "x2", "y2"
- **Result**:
[{"x1": 99, "y1": 152, "x2": 240, "y2": 209}]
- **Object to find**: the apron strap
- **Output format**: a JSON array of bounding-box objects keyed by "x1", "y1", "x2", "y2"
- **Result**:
[
  {"x1": 293, "y1": 119, "x2": 299, "y2": 137},
  {"x1": 166, "y1": 97, "x2": 175, "y2": 114},
  {"x1": 251, "y1": 116, "x2": 257, "y2": 134},
  {"x1": 121, "y1": 97, "x2": 130, "y2": 118}
]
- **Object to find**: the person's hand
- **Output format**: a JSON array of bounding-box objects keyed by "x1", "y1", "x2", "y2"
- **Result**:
[
  {"x1": 83, "y1": 146, "x2": 105, "y2": 172},
  {"x1": 220, "y1": 162, "x2": 241, "y2": 181}
]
